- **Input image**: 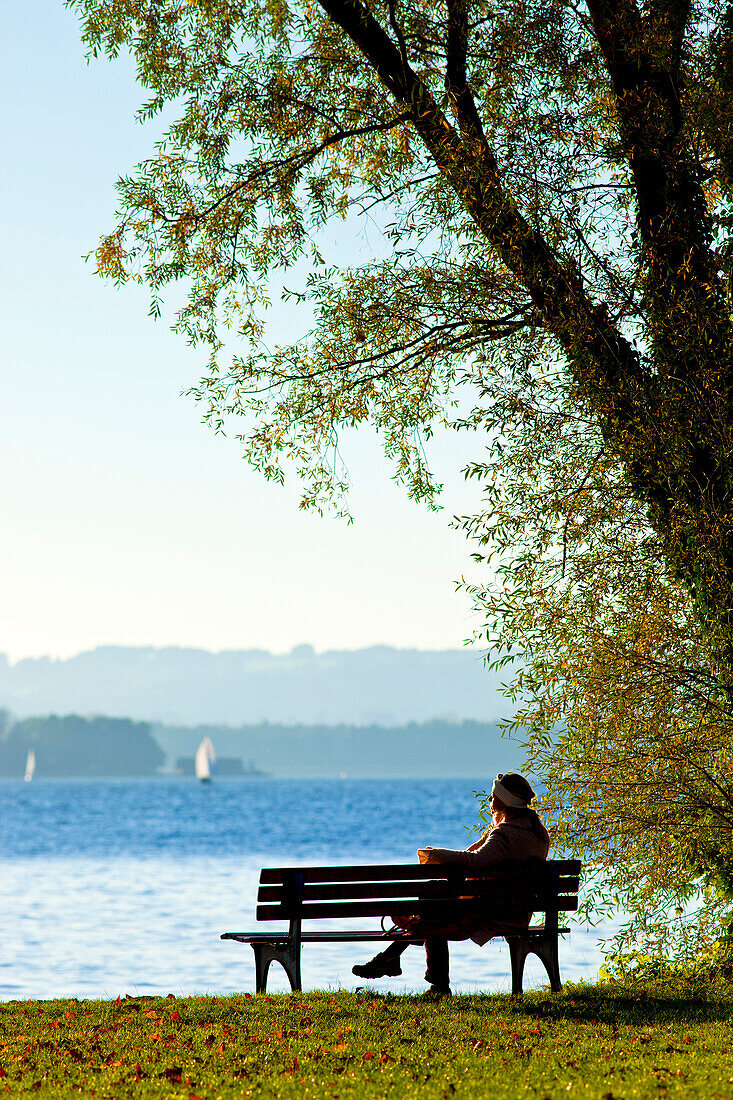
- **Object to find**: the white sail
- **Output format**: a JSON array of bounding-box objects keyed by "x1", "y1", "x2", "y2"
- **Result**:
[
  {"x1": 194, "y1": 737, "x2": 216, "y2": 781},
  {"x1": 24, "y1": 749, "x2": 35, "y2": 782}
]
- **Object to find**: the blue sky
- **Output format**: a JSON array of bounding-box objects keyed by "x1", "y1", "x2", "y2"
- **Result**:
[{"x1": 0, "y1": 1, "x2": 489, "y2": 663}]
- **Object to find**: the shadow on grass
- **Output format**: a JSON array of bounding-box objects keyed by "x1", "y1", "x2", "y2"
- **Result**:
[{"x1": 450, "y1": 984, "x2": 733, "y2": 1026}]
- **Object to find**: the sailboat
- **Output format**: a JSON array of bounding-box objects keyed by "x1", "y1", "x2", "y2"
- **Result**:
[
  {"x1": 194, "y1": 736, "x2": 216, "y2": 783},
  {"x1": 24, "y1": 749, "x2": 35, "y2": 782}
]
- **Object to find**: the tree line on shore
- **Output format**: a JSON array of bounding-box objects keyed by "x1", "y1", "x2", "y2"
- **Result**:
[
  {"x1": 0, "y1": 711, "x2": 165, "y2": 778},
  {"x1": 0, "y1": 711, "x2": 507, "y2": 778}
]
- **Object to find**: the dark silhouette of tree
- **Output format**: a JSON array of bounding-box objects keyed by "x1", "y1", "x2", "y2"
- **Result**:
[{"x1": 0, "y1": 715, "x2": 164, "y2": 777}]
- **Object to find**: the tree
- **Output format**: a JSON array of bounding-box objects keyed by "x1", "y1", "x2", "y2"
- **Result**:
[
  {"x1": 460, "y1": 358, "x2": 733, "y2": 962},
  {"x1": 69, "y1": 0, "x2": 733, "y2": 950}
]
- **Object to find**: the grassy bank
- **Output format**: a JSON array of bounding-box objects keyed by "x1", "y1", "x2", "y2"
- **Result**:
[{"x1": 1, "y1": 982, "x2": 732, "y2": 1098}]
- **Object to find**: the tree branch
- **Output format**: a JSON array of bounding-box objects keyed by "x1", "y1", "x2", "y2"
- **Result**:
[
  {"x1": 386, "y1": 0, "x2": 409, "y2": 80},
  {"x1": 445, "y1": 0, "x2": 488, "y2": 151},
  {"x1": 316, "y1": 0, "x2": 651, "y2": 451},
  {"x1": 162, "y1": 115, "x2": 412, "y2": 224},
  {"x1": 236, "y1": 310, "x2": 535, "y2": 396},
  {"x1": 584, "y1": 0, "x2": 725, "y2": 312}
]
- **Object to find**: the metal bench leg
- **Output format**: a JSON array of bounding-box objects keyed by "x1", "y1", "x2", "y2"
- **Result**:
[
  {"x1": 287, "y1": 943, "x2": 302, "y2": 992},
  {"x1": 253, "y1": 944, "x2": 272, "y2": 993},
  {"x1": 506, "y1": 936, "x2": 530, "y2": 996},
  {"x1": 252, "y1": 942, "x2": 302, "y2": 994},
  {"x1": 533, "y1": 934, "x2": 562, "y2": 993},
  {"x1": 506, "y1": 933, "x2": 563, "y2": 995}
]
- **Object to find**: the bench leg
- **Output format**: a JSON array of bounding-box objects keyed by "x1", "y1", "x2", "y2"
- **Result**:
[
  {"x1": 252, "y1": 942, "x2": 302, "y2": 994},
  {"x1": 253, "y1": 945, "x2": 272, "y2": 993},
  {"x1": 533, "y1": 934, "x2": 562, "y2": 993},
  {"x1": 506, "y1": 934, "x2": 563, "y2": 995},
  {"x1": 506, "y1": 936, "x2": 530, "y2": 996}
]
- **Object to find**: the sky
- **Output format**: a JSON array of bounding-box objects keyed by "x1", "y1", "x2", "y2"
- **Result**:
[{"x1": 0, "y1": 1, "x2": 491, "y2": 664}]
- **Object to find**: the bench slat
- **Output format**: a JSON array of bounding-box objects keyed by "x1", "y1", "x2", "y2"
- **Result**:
[
  {"x1": 260, "y1": 865, "x2": 465, "y2": 884},
  {"x1": 258, "y1": 885, "x2": 528, "y2": 910},
  {"x1": 222, "y1": 927, "x2": 570, "y2": 944},
  {"x1": 256, "y1": 895, "x2": 579, "y2": 921},
  {"x1": 223, "y1": 931, "x2": 425, "y2": 943},
  {"x1": 259, "y1": 859, "x2": 581, "y2": 884},
  {"x1": 257, "y1": 881, "x2": 447, "y2": 903},
  {"x1": 257, "y1": 875, "x2": 580, "y2": 905}
]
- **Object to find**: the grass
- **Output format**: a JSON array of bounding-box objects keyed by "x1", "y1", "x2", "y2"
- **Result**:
[{"x1": 1, "y1": 981, "x2": 732, "y2": 1098}]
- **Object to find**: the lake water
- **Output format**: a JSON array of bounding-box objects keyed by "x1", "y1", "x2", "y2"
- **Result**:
[{"x1": 0, "y1": 778, "x2": 609, "y2": 1001}]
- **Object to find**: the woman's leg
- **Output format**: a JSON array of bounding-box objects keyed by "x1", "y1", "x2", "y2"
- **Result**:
[
  {"x1": 380, "y1": 940, "x2": 410, "y2": 960},
  {"x1": 424, "y1": 937, "x2": 450, "y2": 993},
  {"x1": 352, "y1": 938, "x2": 410, "y2": 978}
]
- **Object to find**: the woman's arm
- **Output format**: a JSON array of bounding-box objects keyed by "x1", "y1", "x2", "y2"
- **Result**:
[
  {"x1": 420, "y1": 829, "x2": 510, "y2": 867},
  {"x1": 420, "y1": 828, "x2": 491, "y2": 862}
]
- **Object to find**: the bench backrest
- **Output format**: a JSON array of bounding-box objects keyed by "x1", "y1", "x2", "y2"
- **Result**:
[{"x1": 256, "y1": 860, "x2": 580, "y2": 927}]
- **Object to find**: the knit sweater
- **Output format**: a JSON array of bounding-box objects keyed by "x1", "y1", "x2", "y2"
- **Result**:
[
  {"x1": 422, "y1": 816, "x2": 551, "y2": 945},
  {"x1": 426, "y1": 815, "x2": 550, "y2": 868}
]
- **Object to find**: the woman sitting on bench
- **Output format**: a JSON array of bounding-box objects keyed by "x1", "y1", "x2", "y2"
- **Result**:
[{"x1": 352, "y1": 772, "x2": 550, "y2": 997}]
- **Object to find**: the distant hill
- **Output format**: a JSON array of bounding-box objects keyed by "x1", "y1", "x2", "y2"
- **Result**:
[{"x1": 0, "y1": 645, "x2": 512, "y2": 726}]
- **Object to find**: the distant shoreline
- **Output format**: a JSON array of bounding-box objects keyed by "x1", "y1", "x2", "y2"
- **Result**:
[{"x1": 1, "y1": 716, "x2": 516, "y2": 781}]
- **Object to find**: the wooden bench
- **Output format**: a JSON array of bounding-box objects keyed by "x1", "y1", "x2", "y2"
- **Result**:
[{"x1": 221, "y1": 858, "x2": 580, "y2": 995}]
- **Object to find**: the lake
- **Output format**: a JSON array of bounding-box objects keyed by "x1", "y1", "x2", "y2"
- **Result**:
[{"x1": 0, "y1": 777, "x2": 610, "y2": 1000}]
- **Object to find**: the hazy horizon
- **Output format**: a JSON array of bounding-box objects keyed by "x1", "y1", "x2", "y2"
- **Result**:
[
  {"x1": 0, "y1": 639, "x2": 482, "y2": 668},
  {"x1": 0, "y1": 643, "x2": 509, "y2": 727}
]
